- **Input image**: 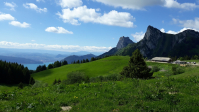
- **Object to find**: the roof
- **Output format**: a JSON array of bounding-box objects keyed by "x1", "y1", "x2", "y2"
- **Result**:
[{"x1": 151, "y1": 57, "x2": 171, "y2": 61}]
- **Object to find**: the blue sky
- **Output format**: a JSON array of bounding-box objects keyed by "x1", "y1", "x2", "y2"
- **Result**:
[{"x1": 0, "y1": 0, "x2": 199, "y2": 53}]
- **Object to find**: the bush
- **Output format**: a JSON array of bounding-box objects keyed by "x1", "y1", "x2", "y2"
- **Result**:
[
  {"x1": 172, "y1": 65, "x2": 185, "y2": 75},
  {"x1": 65, "y1": 71, "x2": 89, "y2": 84},
  {"x1": 152, "y1": 66, "x2": 160, "y2": 72},
  {"x1": 18, "y1": 82, "x2": 24, "y2": 89}
]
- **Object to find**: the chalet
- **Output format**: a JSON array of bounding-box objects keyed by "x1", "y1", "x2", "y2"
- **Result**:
[{"x1": 151, "y1": 57, "x2": 172, "y2": 63}]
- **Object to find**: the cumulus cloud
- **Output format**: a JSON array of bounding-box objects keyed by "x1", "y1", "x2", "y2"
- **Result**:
[
  {"x1": 4, "y1": 2, "x2": 17, "y2": 11},
  {"x1": 172, "y1": 18, "x2": 199, "y2": 30},
  {"x1": 57, "y1": 6, "x2": 135, "y2": 27},
  {"x1": 93, "y1": 0, "x2": 199, "y2": 10},
  {"x1": 0, "y1": 13, "x2": 15, "y2": 21},
  {"x1": 58, "y1": 0, "x2": 83, "y2": 8},
  {"x1": 164, "y1": 0, "x2": 199, "y2": 10},
  {"x1": 45, "y1": 27, "x2": 73, "y2": 34},
  {"x1": 23, "y1": 3, "x2": 47, "y2": 12},
  {"x1": 160, "y1": 28, "x2": 165, "y2": 33},
  {"x1": 0, "y1": 41, "x2": 112, "y2": 52},
  {"x1": 131, "y1": 32, "x2": 145, "y2": 42},
  {"x1": 9, "y1": 21, "x2": 30, "y2": 28},
  {"x1": 36, "y1": 0, "x2": 45, "y2": 2}
]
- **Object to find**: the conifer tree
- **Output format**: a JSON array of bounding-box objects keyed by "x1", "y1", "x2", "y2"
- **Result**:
[{"x1": 120, "y1": 49, "x2": 153, "y2": 79}]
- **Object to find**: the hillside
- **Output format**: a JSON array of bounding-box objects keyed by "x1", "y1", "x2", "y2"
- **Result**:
[
  {"x1": 61, "y1": 54, "x2": 96, "y2": 64},
  {"x1": 32, "y1": 56, "x2": 130, "y2": 84}
]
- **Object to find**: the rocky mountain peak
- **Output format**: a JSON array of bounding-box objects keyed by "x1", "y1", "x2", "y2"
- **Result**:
[
  {"x1": 116, "y1": 36, "x2": 134, "y2": 49},
  {"x1": 144, "y1": 25, "x2": 162, "y2": 41}
]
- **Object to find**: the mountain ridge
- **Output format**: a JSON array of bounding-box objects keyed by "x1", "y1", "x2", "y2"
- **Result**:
[{"x1": 99, "y1": 25, "x2": 199, "y2": 58}]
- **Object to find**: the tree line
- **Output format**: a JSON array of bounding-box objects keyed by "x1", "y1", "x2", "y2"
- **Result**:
[
  {"x1": 0, "y1": 60, "x2": 35, "y2": 85},
  {"x1": 170, "y1": 54, "x2": 199, "y2": 61},
  {"x1": 35, "y1": 55, "x2": 112, "y2": 73}
]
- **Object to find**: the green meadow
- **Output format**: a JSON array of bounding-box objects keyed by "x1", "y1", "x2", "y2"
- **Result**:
[
  {"x1": 32, "y1": 56, "x2": 130, "y2": 84},
  {"x1": 1, "y1": 56, "x2": 199, "y2": 112}
]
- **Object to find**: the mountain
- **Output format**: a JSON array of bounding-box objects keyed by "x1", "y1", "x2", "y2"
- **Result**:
[
  {"x1": 99, "y1": 25, "x2": 199, "y2": 58},
  {"x1": 0, "y1": 55, "x2": 43, "y2": 64},
  {"x1": 61, "y1": 54, "x2": 96, "y2": 64},
  {"x1": 98, "y1": 36, "x2": 135, "y2": 57}
]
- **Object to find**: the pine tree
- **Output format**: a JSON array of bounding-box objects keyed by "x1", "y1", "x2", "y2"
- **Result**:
[
  {"x1": 120, "y1": 49, "x2": 153, "y2": 79},
  {"x1": 48, "y1": 64, "x2": 53, "y2": 69}
]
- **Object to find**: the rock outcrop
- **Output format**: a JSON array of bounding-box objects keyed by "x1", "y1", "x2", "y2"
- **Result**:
[{"x1": 116, "y1": 36, "x2": 134, "y2": 49}]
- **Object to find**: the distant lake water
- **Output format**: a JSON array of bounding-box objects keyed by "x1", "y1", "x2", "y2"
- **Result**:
[{"x1": 23, "y1": 62, "x2": 54, "y2": 70}]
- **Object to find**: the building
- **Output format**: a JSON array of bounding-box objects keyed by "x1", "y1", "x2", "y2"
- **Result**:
[{"x1": 151, "y1": 57, "x2": 172, "y2": 63}]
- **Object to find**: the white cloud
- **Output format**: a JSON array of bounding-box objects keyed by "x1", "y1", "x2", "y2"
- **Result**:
[
  {"x1": 57, "y1": 6, "x2": 135, "y2": 27},
  {"x1": 164, "y1": 0, "x2": 199, "y2": 10},
  {"x1": 131, "y1": 32, "x2": 145, "y2": 42},
  {"x1": 172, "y1": 18, "x2": 199, "y2": 30},
  {"x1": 0, "y1": 41, "x2": 112, "y2": 52},
  {"x1": 4, "y1": 2, "x2": 17, "y2": 11},
  {"x1": 160, "y1": 28, "x2": 199, "y2": 34},
  {"x1": 45, "y1": 27, "x2": 73, "y2": 34},
  {"x1": 160, "y1": 28, "x2": 165, "y2": 33},
  {"x1": 93, "y1": 0, "x2": 199, "y2": 10},
  {"x1": 58, "y1": 0, "x2": 83, "y2": 8},
  {"x1": 9, "y1": 21, "x2": 30, "y2": 28},
  {"x1": 36, "y1": 0, "x2": 45, "y2": 2},
  {"x1": 0, "y1": 13, "x2": 15, "y2": 21},
  {"x1": 31, "y1": 40, "x2": 35, "y2": 42},
  {"x1": 23, "y1": 3, "x2": 47, "y2": 12}
]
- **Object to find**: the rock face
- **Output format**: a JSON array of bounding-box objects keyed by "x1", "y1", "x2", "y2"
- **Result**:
[
  {"x1": 116, "y1": 36, "x2": 134, "y2": 49},
  {"x1": 99, "y1": 25, "x2": 199, "y2": 58}
]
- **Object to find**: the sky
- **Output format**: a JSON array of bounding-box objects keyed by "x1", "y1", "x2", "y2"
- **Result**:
[{"x1": 0, "y1": 0, "x2": 199, "y2": 53}]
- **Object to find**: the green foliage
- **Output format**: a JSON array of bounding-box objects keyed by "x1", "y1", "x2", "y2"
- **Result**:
[
  {"x1": 53, "y1": 79, "x2": 57, "y2": 85},
  {"x1": 151, "y1": 66, "x2": 160, "y2": 72},
  {"x1": 18, "y1": 82, "x2": 24, "y2": 89},
  {"x1": 172, "y1": 65, "x2": 185, "y2": 75},
  {"x1": 47, "y1": 64, "x2": 53, "y2": 69},
  {"x1": 65, "y1": 71, "x2": 89, "y2": 84},
  {"x1": 54, "y1": 61, "x2": 61, "y2": 68},
  {"x1": 61, "y1": 60, "x2": 68, "y2": 66},
  {"x1": 120, "y1": 49, "x2": 153, "y2": 79},
  {"x1": 0, "y1": 60, "x2": 35, "y2": 85}
]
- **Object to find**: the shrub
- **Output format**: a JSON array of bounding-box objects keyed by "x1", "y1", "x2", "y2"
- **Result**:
[
  {"x1": 172, "y1": 65, "x2": 185, "y2": 75},
  {"x1": 18, "y1": 82, "x2": 24, "y2": 89},
  {"x1": 66, "y1": 71, "x2": 89, "y2": 84},
  {"x1": 152, "y1": 66, "x2": 160, "y2": 72}
]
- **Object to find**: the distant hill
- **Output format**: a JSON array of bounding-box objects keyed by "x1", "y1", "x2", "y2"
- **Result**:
[
  {"x1": 0, "y1": 55, "x2": 43, "y2": 64},
  {"x1": 99, "y1": 25, "x2": 199, "y2": 58},
  {"x1": 61, "y1": 54, "x2": 96, "y2": 64}
]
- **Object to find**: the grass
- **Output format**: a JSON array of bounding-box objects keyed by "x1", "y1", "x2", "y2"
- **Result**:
[
  {"x1": 1, "y1": 56, "x2": 199, "y2": 111},
  {"x1": 32, "y1": 56, "x2": 130, "y2": 84}
]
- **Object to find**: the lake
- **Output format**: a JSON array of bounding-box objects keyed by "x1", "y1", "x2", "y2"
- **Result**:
[{"x1": 23, "y1": 62, "x2": 54, "y2": 70}]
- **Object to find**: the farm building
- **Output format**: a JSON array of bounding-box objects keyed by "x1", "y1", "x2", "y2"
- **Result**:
[{"x1": 151, "y1": 57, "x2": 172, "y2": 63}]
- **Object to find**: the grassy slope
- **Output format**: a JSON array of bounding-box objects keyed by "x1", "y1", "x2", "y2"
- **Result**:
[{"x1": 32, "y1": 56, "x2": 130, "y2": 84}]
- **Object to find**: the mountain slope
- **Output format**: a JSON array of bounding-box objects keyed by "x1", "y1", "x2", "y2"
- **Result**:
[
  {"x1": 61, "y1": 54, "x2": 96, "y2": 64},
  {"x1": 98, "y1": 36, "x2": 135, "y2": 58},
  {"x1": 32, "y1": 56, "x2": 130, "y2": 84}
]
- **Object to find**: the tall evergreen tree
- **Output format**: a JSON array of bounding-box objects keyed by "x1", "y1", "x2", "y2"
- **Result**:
[
  {"x1": 120, "y1": 49, "x2": 153, "y2": 79},
  {"x1": 48, "y1": 64, "x2": 53, "y2": 69}
]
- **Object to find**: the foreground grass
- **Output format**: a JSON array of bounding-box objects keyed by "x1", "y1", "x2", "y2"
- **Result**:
[{"x1": 1, "y1": 71, "x2": 199, "y2": 112}]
